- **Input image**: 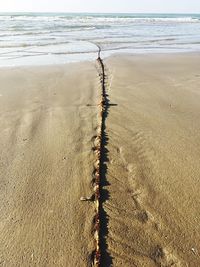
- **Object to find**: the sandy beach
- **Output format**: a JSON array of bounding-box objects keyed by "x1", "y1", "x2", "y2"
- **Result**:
[
  {"x1": 0, "y1": 53, "x2": 200, "y2": 266},
  {"x1": 104, "y1": 53, "x2": 200, "y2": 266},
  {"x1": 0, "y1": 62, "x2": 99, "y2": 266}
]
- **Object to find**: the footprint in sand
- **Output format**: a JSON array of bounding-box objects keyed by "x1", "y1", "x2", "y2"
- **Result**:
[
  {"x1": 150, "y1": 245, "x2": 182, "y2": 267},
  {"x1": 136, "y1": 210, "x2": 149, "y2": 224}
]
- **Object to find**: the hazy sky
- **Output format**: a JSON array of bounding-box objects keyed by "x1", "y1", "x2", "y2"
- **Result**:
[{"x1": 0, "y1": 0, "x2": 200, "y2": 13}]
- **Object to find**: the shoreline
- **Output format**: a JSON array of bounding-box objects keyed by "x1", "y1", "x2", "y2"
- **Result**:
[
  {"x1": 1, "y1": 12, "x2": 200, "y2": 69},
  {"x1": 0, "y1": 50, "x2": 199, "y2": 69}
]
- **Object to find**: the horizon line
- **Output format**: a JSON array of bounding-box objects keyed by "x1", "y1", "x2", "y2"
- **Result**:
[{"x1": 0, "y1": 11, "x2": 200, "y2": 14}]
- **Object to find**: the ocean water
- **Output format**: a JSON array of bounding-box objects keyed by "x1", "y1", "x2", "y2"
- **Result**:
[{"x1": 0, "y1": 13, "x2": 200, "y2": 66}]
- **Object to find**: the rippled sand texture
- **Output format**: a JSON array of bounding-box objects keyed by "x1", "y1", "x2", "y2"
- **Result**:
[
  {"x1": 1, "y1": 53, "x2": 200, "y2": 267},
  {"x1": 0, "y1": 63, "x2": 99, "y2": 266},
  {"x1": 103, "y1": 53, "x2": 200, "y2": 266}
]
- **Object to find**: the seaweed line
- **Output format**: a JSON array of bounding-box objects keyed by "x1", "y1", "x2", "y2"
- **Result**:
[
  {"x1": 92, "y1": 45, "x2": 106, "y2": 266},
  {"x1": 80, "y1": 44, "x2": 111, "y2": 266}
]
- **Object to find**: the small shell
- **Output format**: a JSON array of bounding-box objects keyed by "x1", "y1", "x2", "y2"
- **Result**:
[
  {"x1": 80, "y1": 196, "x2": 92, "y2": 201},
  {"x1": 94, "y1": 184, "x2": 99, "y2": 191}
]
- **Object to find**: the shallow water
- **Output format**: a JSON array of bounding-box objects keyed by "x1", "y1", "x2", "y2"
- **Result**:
[{"x1": 0, "y1": 12, "x2": 200, "y2": 66}]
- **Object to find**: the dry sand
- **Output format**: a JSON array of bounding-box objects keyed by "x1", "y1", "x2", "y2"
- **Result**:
[
  {"x1": 103, "y1": 53, "x2": 200, "y2": 266},
  {"x1": 0, "y1": 53, "x2": 200, "y2": 266}
]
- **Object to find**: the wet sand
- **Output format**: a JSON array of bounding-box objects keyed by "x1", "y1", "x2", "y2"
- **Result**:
[
  {"x1": 0, "y1": 62, "x2": 99, "y2": 266},
  {"x1": 0, "y1": 53, "x2": 200, "y2": 266}
]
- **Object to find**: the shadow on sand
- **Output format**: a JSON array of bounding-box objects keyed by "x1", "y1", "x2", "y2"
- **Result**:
[{"x1": 99, "y1": 88, "x2": 117, "y2": 266}]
